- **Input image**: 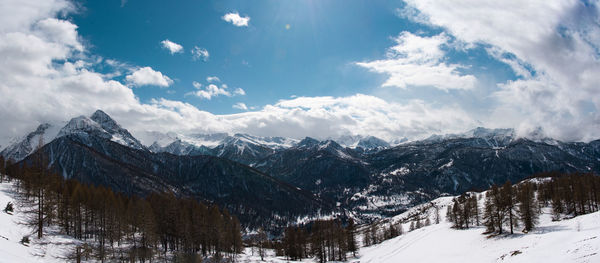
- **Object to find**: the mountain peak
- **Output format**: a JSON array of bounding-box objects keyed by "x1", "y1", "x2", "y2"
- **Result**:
[
  {"x1": 90, "y1": 110, "x2": 118, "y2": 129},
  {"x1": 297, "y1": 137, "x2": 320, "y2": 148},
  {"x1": 357, "y1": 136, "x2": 390, "y2": 149},
  {"x1": 57, "y1": 112, "x2": 145, "y2": 150},
  {"x1": 57, "y1": 115, "x2": 111, "y2": 139}
]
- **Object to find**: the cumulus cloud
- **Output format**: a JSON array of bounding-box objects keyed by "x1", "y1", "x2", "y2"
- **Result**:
[
  {"x1": 125, "y1": 67, "x2": 173, "y2": 87},
  {"x1": 357, "y1": 31, "x2": 477, "y2": 91},
  {"x1": 403, "y1": 0, "x2": 600, "y2": 141},
  {"x1": 160, "y1": 39, "x2": 183, "y2": 54},
  {"x1": 222, "y1": 12, "x2": 250, "y2": 27},
  {"x1": 191, "y1": 46, "x2": 209, "y2": 61},
  {"x1": 232, "y1": 102, "x2": 248, "y2": 110},
  {"x1": 186, "y1": 78, "x2": 245, "y2": 100},
  {"x1": 189, "y1": 84, "x2": 231, "y2": 100}
]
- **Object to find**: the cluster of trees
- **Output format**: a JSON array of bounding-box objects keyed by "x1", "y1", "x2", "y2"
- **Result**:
[
  {"x1": 447, "y1": 194, "x2": 480, "y2": 229},
  {"x1": 276, "y1": 219, "x2": 357, "y2": 262},
  {"x1": 5, "y1": 150, "x2": 243, "y2": 262},
  {"x1": 449, "y1": 181, "x2": 539, "y2": 234},
  {"x1": 537, "y1": 172, "x2": 600, "y2": 220},
  {"x1": 362, "y1": 220, "x2": 406, "y2": 247},
  {"x1": 450, "y1": 173, "x2": 600, "y2": 235}
]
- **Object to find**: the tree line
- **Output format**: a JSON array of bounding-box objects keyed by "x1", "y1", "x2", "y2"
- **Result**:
[
  {"x1": 3, "y1": 149, "x2": 243, "y2": 262},
  {"x1": 448, "y1": 172, "x2": 600, "y2": 235},
  {"x1": 537, "y1": 172, "x2": 600, "y2": 220}
]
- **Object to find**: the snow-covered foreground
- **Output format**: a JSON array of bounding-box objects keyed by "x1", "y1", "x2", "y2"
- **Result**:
[
  {"x1": 359, "y1": 205, "x2": 600, "y2": 263},
  {"x1": 0, "y1": 180, "x2": 81, "y2": 262}
]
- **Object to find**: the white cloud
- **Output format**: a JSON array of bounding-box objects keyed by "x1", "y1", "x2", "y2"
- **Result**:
[
  {"x1": 189, "y1": 84, "x2": 231, "y2": 100},
  {"x1": 187, "y1": 79, "x2": 245, "y2": 100},
  {"x1": 191, "y1": 46, "x2": 209, "y2": 61},
  {"x1": 206, "y1": 76, "x2": 220, "y2": 83},
  {"x1": 35, "y1": 18, "x2": 83, "y2": 51},
  {"x1": 232, "y1": 102, "x2": 248, "y2": 110},
  {"x1": 403, "y1": 0, "x2": 600, "y2": 141},
  {"x1": 222, "y1": 12, "x2": 250, "y2": 27},
  {"x1": 219, "y1": 94, "x2": 477, "y2": 141},
  {"x1": 234, "y1": 88, "x2": 246, "y2": 96},
  {"x1": 160, "y1": 39, "x2": 183, "y2": 54},
  {"x1": 125, "y1": 67, "x2": 173, "y2": 87},
  {"x1": 357, "y1": 32, "x2": 477, "y2": 91}
]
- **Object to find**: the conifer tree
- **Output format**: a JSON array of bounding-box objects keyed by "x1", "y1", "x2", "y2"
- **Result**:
[
  {"x1": 482, "y1": 190, "x2": 496, "y2": 234},
  {"x1": 446, "y1": 203, "x2": 454, "y2": 223},
  {"x1": 517, "y1": 182, "x2": 538, "y2": 232},
  {"x1": 434, "y1": 203, "x2": 441, "y2": 224},
  {"x1": 490, "y1": 184, "x2": 506, "y2": 234},
  {"x1": 501, "y1": 181, "x2": 517, "y2": 234}
]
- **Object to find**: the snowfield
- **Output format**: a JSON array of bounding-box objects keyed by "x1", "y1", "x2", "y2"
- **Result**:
[
  {"x1": 359, "y1": 212, "x2": 600, "y2": 263},
  {"x1": 358, "y1": 195, "x2": 600, "y2": 263}
]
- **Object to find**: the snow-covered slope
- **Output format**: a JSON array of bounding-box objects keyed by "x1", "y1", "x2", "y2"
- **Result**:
[
  {"x1": 358, "y1": 196, "x2": 600, "y2": 263},
  {"x1": 0, "y1": 181, "x2": 78, "y2": 262}
]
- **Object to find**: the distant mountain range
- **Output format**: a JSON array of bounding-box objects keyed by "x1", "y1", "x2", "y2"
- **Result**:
[{"x1": 3, "y1": 110, "x2": 600, "y2": 224}]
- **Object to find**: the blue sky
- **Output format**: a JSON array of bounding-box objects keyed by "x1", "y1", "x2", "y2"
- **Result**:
[
  {"x1": 1, "y1": 0, "x2": 599, "y2": 145},
  {"x1": 73, "y1": 0, "x2": 514, "y2": 114}
]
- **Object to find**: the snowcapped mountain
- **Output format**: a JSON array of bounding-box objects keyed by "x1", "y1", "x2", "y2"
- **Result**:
[
  {"x1": 12, "y1": 110, "x2": 331, "y2": 227},
  {"x1": 332, "y1": 135, "x2": 391, "y2": 152},
  {"x1": 148, "y1": 132, "x2": 299, "y2": 165},
  {"x1": 56, "y1": 110, "x2": 145, "y2": 150},
  {"x1": 90, "y1": 110, "x2": 145, "y2": 150},
  {"x1": 1, "y1": 110, "x2": 145, "y2": 161},
  {"x1": 4, "y1": 110, "x2": 600, "y2": 224},
  {"x1": 295, "y1": 137, "x2": 361, "y2": 160},
  {"x1": 0, "y1": 123, "x2": 61, "y2": 161},
  {"x1": 147, "y1": 132, "x2": 391, "y2": 161},
  {"x1": 422, "y1": 127, "x2": 515, "y2": 147}
]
